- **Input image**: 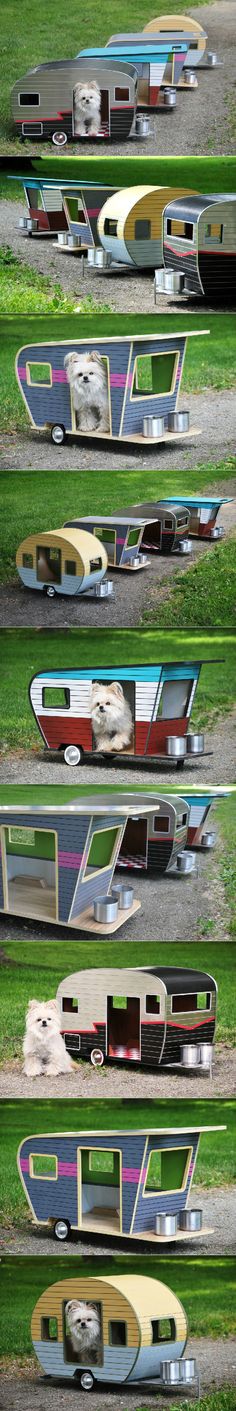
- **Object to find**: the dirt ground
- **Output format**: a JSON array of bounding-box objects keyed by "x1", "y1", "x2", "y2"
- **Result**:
[
  {"x1": 1, "y1": 481, "x2": 235, "y2": 628},
  {"x1": 0, "y1": 1186, "x2": 235, "y2": 1258},
  {"x1": 0, "y1": 1041, "x2": 235, "y2": 1100},
  {"x1": 3, "y1": 2, "x2": 236, "y2": 158},
  {"x1": 1, "y1": 708, "x2": 236, "y2": 785},
  {"x1": 1, "y1": 1337, "x2": 235, "y2": 1409},
  {"x1": 1, "y1": 388, "x2": 236, "y2": 472}
]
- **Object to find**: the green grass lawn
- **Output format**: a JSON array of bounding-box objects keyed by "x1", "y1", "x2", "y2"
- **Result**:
[
  {"x1": 0, "y1": 1255, "x2": 235, "y2": 1357},
  {"x1": 1, "y1": 626, "x2": 236, "y2": 750},
  {"x1": 0, "y1": 312, "x2": 235, "y2": 434},
  {"x1": 0, "y1": 1097, "x2": 234, "y2": 1228},
  {"x1": 0, "y1": 245, "x2": 112, "y2": 315},
  {"x1": 137, "y1": 1401, "x2": 235, "y2": 1411},
  {"x1": 1, "y1": 154, "x2": 236, "y2": 200},
  {"x1": 217, "y1": 793, "x2": 236, "y2": 940},
  {"x1": 141, "y1": 537, "x2": 236, "y2": 629},
  {"x1": 1, "y1": 938, "x2": 235, "y2": 1064},
  {"x1": 0, "y1": 461, "x2": 235, "y2": 584},
  {"x1": 1, "y1": 0, "x2": 217, "y2": 147}
]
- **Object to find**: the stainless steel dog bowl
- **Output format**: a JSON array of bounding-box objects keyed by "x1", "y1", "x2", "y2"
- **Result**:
[
  {"x1": 177, "y1": 851, "x2": 196, "y2": 874},
  {"x1": 112, "y1": 884, "x2": 134, "y2": 910},
  {"x1": 19, "y1": 216, "x2": 38, "y2": 233},
  {"x1": 183, "y1": 68, "x2": 196, "y2": 85},
  {"x1": 95, "y1": 579, "x2": 114, "y2": 597},
  {"x1": 161, "y1": 1361, "x2": 182, "y2": 1384},
  {"x1": 210, "y1": 525, "x2": 224, "y2": 538},
  {"x1": 155, "y1": 267, "x2": 186, "y2": 295},
  {"x1": 201, "y1": 831, "x2": 216, "y2": 849},
  {"x1": 180, "y1": 1359, "x2": 198, "y2": 1383},
  {"x1": 68, "y1": 234, "x2": 81, "y2": 249},
  {"x1": 93, "y1": 895, "x2": 118, "y2": 924},
  {"x1": 199, "y1": 1042, "x2": 213, "y2": 1068},
  {"x1": 181, "y1": 1043, "x2": 200, "y2": 1068},
  {"x1": 143, "y1": 415, "x2": 165, "y2": 438},
  {"x1": 207, "y1": 50, "x2": 218, "y2": 65},
  {"x1": 166, "y1": 736, "x2": 187, "y2": 758},
  {"x1": 178, "y1": 538, "x2": 192, "y2": 554},
  {"x1": 168, "y1": 410, "x2": 190, "y2": 432},
  {"x1": 57, "y1": 232, "x2": 70, "y2": 246},
  {"x1": 163, "y1": 87, "x2": 177, "y2": 107},
  {"x1": 156, "y1": 1213, "x2": 178, "y2": 1237},
  {"x1": 135, "y1": 114, "x2": 150, "y2": 135},
  {"x1": 186, "y1": 732, "x2": 204, "y2": 755},
  {"x1": 179, "y1": 1208, "x2": 202, "y2": 1232},
  {"x1": 138, "y1": 552, "x2": 149, "y2": 565}
]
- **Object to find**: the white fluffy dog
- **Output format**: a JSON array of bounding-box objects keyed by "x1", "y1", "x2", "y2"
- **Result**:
[
  {"x1": 64, "y1": 350, "x2": 110, "y2": 433},
  {"x1": 23, "y1": 999, "x2": 73, "y2": 1078},
  {"x1": 74, "y1": 80, "x2": 101, "y2": 136},
  {"x1": 91, "y1": 680, "x2": 133, "y2": 753},
  {"x1": 65, "y1": 1300, "x2": 101, "y2": 1360}
]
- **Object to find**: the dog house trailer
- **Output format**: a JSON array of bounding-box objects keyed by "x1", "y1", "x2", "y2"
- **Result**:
[
  {"x1": 18, "y1": 1121, "x2": 224, "y2": 1247},
  {"x1": 117, "y1": 499, "x2": 191, "y2": 552},
  {"x1": 11, "y1": 58, "x2": 138, "y2": 143},
  {"x1": 80, "y1": 38, "x2": 188, "y2": 109},
  {"x1": 64, "y1": 514, "x2": 166, "y2": 568},
  {"x1": 0, "y1": 791, "x2": 178, "y2": 933},
  {"x1": 107, "y1": 28, "x2": 199, "y2": 93},
  {"x1": 143, "y1": 14, "x2": 220, "y2": 74},
  {"x1": 184, "y1": 790, "x2": 228, "y2": 851},
  {"x1": 7, "y1": 172, "x2": 118, "y2": 246},
  {"x1": 16, "y1": 526, "x2": 110, "y2": 599},
  {"x1": 118, "y1": 794, "x2": 191, "y2": 875},
  {"x1": 29, "y1": 662, "x2": 208, "y2": 767},
  {"x1": 31, "y1": 1272, "x2": 199, "y2": 1391},
  {"x1": 124, "y1": 494, "x2": 233, "y2": 543},
  {"x1": 97, "y1": 185, "x2": 196, "y2": 269},
  {"x1": 156, "y1": 195, "x2": 236, "y2": 301},
  {"x1": 57, "y1": 964, "x2": 217, "y2": 1072},
  {"x1": 16, "y1": 330, "x2": 208, "y2": 446}
]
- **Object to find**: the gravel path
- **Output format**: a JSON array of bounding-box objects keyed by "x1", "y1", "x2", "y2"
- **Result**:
[
  {"x1": 1, "y1": 389, "x2": 236, "y2": 472},
  {"x1": 1, "y1": 488, "x2": 236, "y2": 628},
  {"x1": 1, "y1": 198, "x2": 236, "y2": 316},
  {"x1": 1, "y1": 1337, "x2": 236, "y2": 1408},
  {"x1": 0, "y1": 832, "x2": 230, "y2": 944},
  {"x1": 1, "y1": 709, "x2": 235, "y2": 785},
  {"x1": 0, "y1": 1186, "x2": 235, "y2": 1257},
  {"x1": 0, "y1": 1042, "x2": 235, "y2": 1099},
  {"x1": 4, "y1": 3, "x2": 236, "y2": 159}
]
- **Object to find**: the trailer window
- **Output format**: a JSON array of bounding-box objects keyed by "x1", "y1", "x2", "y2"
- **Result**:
[
  {"x1": 205, "y1": 223, "x2": 223, "y2": 242},
  {"x1": 41, "y1": 1317, "x2": 58, "y2": 1341},
  {"x1": 23, "y1": 552, "x2": 33, "y2": 568},
  {"x1": 135, "y1": 219, "x2": 151, "y2": 240},
  {"x1": 9, "y1": 826, "x2": 35, "y2": 847},
  {"x1": 83, "y1": 826, "x2": 120, "y2": 878},
  {"x1": 171, "y1": 991, "x2": 211, "y2": 1013},
  {"x1": 156, "y1": 677, "x2": 193, "y2": 719},
  {"x1": 152, "y1": 1319, "x2": 175, "y2": 1343},
  {"x1": 29, "y1": 1153, "x2": 57, "y2": 1179},
  {"x1": 27, "y1": 362, "x2": 52, "y2": 386},
  {"x1": 111, "y1": 996, "x2": 128, "y2": 1009},
  {"x1": 90, "y1": 557, "x2": 102, "y2": 572},
  {"x1": 62, "y1": 996, "x2": 79, "y2": 1011},
  {"x1": 153, "y1": 815, "x2": 170, "y2": 833},
  {"x1": 132, "y1": 351, "x2": 178, "y2": 398},
  {"x1": 166, "y1": 219, "x2": 193, "y2": 240},
  {"x1": 144, "y1": 1145, "x2": 192, "y2": 1194},
  {"x1": 96, "y1": 526, "x2": 115, "y2": 544},
  {"x1": 115, "y1": 87, "x2": 129, "y2": 101},
  {"x1": 19, "y1": 92, "x2": 40, "y2": 105},
  {"x1": 176, "y1": 812, "x2": 188, "y2": 829},
  {"x1": 89, "y1": 1149, "x2": 115, "y2": 1173},
  {"x1": 42, "y1": 687, "x2": 70, "y2": 709},
  {"x1": 146, "y1": 994, "x2": 160, "y2": 1013},
  {"x1": 65, "y1": 560, "x2": 76, "y2": 575},
  {"x1": 164, "y1": 518, "x2": 173, "y2": 528},
  {"x1": 104, "y1": 218, "x2": 118, "y2": 236},
  {"x1": 126, "y1": 527, "x2": 141, "y2": 547},
  {"x1": 109, "y1": 1321, "x2": 127, "y2": 1346}
]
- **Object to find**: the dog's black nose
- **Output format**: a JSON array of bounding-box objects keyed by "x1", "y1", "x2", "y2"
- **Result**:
[
  {"x1": 99, "y1": 705, "x2": 105, "y2": 712},
  {"x1": 41, "y1": 1020, "x2": 47, "y2": 1027},
  {"x1": 83, "y1": 375, "x2": 89, "y2": 383}
]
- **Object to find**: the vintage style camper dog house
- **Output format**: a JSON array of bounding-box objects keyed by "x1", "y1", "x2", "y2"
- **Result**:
[
  {"x1": 11, "y1": 57, "x2": 139, "y2": 144},
  {"x1": 169, "y1": 496, "x2": 234, "y2": 541},
  {"x1": 184, "y1": 790, "x2": 228, "y2": 851},
  {"x1": 29, "y1": 661, "x2": 207, "y2": 767},
  {"x1": 0, "y1": 791, "x2": 187, "y2": 934},
  {"x1": 97, "y1": 185, "x2": 195, "y2": 269},
  {"x1": 118, "y1": 794, "x2": 190, "y2": 875},
  {"x1": 15, "y1": 329, "x2": 207, "y2": 446},
  {"x1": 16, "y1": 526, "x2": 110, "y2": 599},
  {"x1": 155, "y1": 195, "x2": 236, "y2": 302},
  {"x1": 64, "y1": 514, "x2": 154, "y2": 570},
  {"x1": 80, "y1": 37, "x2": 188, "y2": 109},
  {"x1": 57, "y1": 964, "x2": 217, "y2": 1072},
  {"x1": 107, "y1": 28, "x2": 198, "y2": 94},
  {"x1": 18, "y1": 1121, "x2": 224, "y2": 1246},
  {"x1": 117, "y1": 499, "x2": 191, "y2": 553},
  {"x1": 31, "y1": 1272, "x2": 198, "y2": 1391},
  {"x1": 143, "y1": 14, "x2": 220, "y2": 75},
  {"x1": 125, "y1": 495, "x2": 233, "y2": 543},
  {"x1": 7, "y1": 172, "x2": 118, "y2": 246}
]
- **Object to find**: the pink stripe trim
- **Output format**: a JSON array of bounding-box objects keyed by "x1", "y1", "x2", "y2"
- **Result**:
[
  {"x1": 58, "y1": 851, "x2": 83, "y2": 868},
  {"x1": 123, "y1": 1167, "x2": 147, "y2": 1182},
  {"x1": 58, "y1": 1161, "x2": 77, "y2": 1177},
  {"x1": 19, "y1": 367, "x2": 27, "y2": 381},
  {"x1": 110, "y1": 373, "x2": 127, "y2": 387},
  {"x1": 21, "y1": 1157, "x2": 29, "y2": 1173},
  {"x1": 53, "y1": 369, "x2": 67, "y2": 383}
]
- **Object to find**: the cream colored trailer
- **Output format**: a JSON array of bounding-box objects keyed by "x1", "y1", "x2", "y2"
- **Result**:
[
  {"x1": 98, "y1": 185, "x2": 196, "y2": 267},
  {"x1": 31, "y1": 1273, "x2": 188, "y2": 1386},
  {"x1": 143, "y1": 14, "x2": 207, "y2": 72},
  {"x1": 16, "y1": 526, "x2": 108, "y2": 597}
]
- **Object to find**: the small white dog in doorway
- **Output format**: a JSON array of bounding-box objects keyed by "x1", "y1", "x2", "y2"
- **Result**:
[
  {"x1": 64, "y1": 350, "x2": 110, "y2": 433},
  {"x1": 65, "y1": 1300, "x2": 102, "y2": 1360},
  {"x1": 23, "y1": 999, "x2": 73, "y2": 1077},
  {"x1": 74, "y1": 80, "x2": 101, "y2": 136},
  {"x1": 91, "y1": 680, "x2": 133, "y2": 753}
]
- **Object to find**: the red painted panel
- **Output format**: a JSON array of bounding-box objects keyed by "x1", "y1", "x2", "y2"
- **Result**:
[
  {"x1": 135, "y1": 717, "x2": 187, "y2": 756},
  {"x1": 29, "y1": 207, "x2": 50, "y2": 230},
  {"x1": 38, "y1": 715, "x2": 92, "y2": 750}
]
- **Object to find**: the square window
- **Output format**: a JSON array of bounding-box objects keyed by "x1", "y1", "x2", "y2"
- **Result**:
[
  {"x1": 146, "y1": 994, "x2": 160, "y2": 1014},
  {"x1": 62, "y1": 996, "x2": 79, "y2": 1012},
  {"x1": 145, "y1": 1146, "x2": 191, "y2": 1194},
  {"x1": 112, "y1": 996, "x2": 128, "y2": 1009},
  {"x1": 22, "y1": 552, "x2": 33, "y2": 568},
  {"x1": 104, "y1": 219, "x2": 118, "y2": 237},
  {"x1": 132, "y1": 351, "x2": 177, "y2": 398},
  {"x1": 152, "y1": 1318, "x2": 175, "y2": 1344},
  {"x1": 41, "y1": 1317, "x2": 58, "y2": 1341},
  {"x1": 27, "y1": 362, "x2": 52, "y2": 386},
  {"x1": 19, "y1": 92, "x2": 40, "y2": 105},
  {"x1": 30, "y1": 1153, "x2": 57, "y2": 1179},
  {"x1": 109, "y1": 1320, "x2": 127, "y2": 1346},
  {"x1": 9, "y1": 826, "x2": 35, "y2": 847},
  {"x1": 42, "y1": 686, "x2": 70, "y2": 709},
  {"x1": 90, "y1": 557, "x2": 102, "y2": 572},
  {"x1": 153, "y1": 815, "x2": 169, "y2": 834},
  {"x1": 127, "y1": 527, "x2": 140, "y2": 547},
  {"x1": 65, "y1": 560, "x2": 76, "y2": 575},
  {"x1": 135, "y1": 220, "x2": 151, "y2": 240},
  {"x1": 115, "y1": 87, "x2": 129, "y2": 101},
  {"x1": 83, "y1": 826, "x2": 120, "y2": 879},
  {"x1": 89, "y1": 1149, "x2": 115, "y2": 1174}
]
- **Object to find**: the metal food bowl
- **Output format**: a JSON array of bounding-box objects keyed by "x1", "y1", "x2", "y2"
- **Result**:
[
  {"x1": 178, "y1": 538, "x2": 192, "y2": 554},
  {"x1": 57, "y1": 232, "x2": 70, "y2": 246},
  {"x1": 155, "y1": 267, "x2": 186, "y2": 295},
  {"x1": 199, "y1": 1042, "x2": 213, "y2": 1068},
  {"x1": 201, "y1": 831, "x2": 216, "y2": 849},
  {"x1": 168, "y1": 410, "x2": 190, "y2": 432},
  {"x1": 186, "y1": 732, "x2": 204, "y2": 755},
  {"x1": 179, "y1": 1208, "x2": 202, "y2": 1232},
  {"x1": 161, "y1": 1360, "x2": 182, "y2": 1384},
  {"x1": 112, "y1": 884, "x2": 134, "y2": 910},
  {"x1": 135, "y1": 114, "x2": 150, "y2": 135},
  {"x1": 163, "y1": 87, "x2": 177, "y2": 107},
  {"x1": 19, "y1": 216, "x2": 38, "y2": 233},
  {"x1": 155, "y1": 1212, "x2": 178, "y2": 1237},
  {"x1": 181, "y1": 1043, "x2": 200, "y2": 1068},
  {"x1": 183, "y1": 68, "x2": 196, "y2": 85},
  {"x1": 138, "y1": 552, "x2": 149, "y2": 565},
  {"x1": 180, "y1": 1358, "x2": 198, "y2": 1382},
  {"x1": 207, "y1": 50, "x2": 218, "y2": 65},
  {"x1": 166, "y1": 736, "x2": 187, "y2": 758},
  {"x1": 93, "y1": 895, "x2": 118, "y2": 924},
  {"x1": 177, "y1": 851, "x2": 196, "y2": 874},
  {"x1": 68, "y1": 234, "x2": 81, "y2": 249},
  {"x1": 210, "y1": 525, "x2": 224, "y2": 539},
  {"x1": 95, "y1": 580, "x2": 114, "y2": 597},
  {"x1": 143, "y1": 414, "x2": 165, "y2": 438}
]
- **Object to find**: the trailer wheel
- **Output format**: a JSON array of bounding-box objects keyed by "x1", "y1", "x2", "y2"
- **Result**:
[
  {"x1": 51, "y1": 423, "x2": 66, "y2": 445},
  {"x1": 91, "y1": 1047, "x2": 104, "y2": 1067},
  {"x1": 54, "y1": 1218, "x2": 70, "y2": 1241},
  {"x1": 52, "y1": 130, "x2": 68, "y2": 147},
  {"x1": 80, "y1": 1372, "x2": 94, "y2": 1391},
  {"x1": 64, "y1": 745, "x2": 83, "y2": 767},
  {"x1": 46, "y1": 585, "x2": 56, "y2": 597}
]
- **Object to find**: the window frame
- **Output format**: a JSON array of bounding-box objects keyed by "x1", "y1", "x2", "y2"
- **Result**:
[
  {"x1": 18, "y1": 92, "x2": 40, "y2": 107},
  {"x1": 26, "y1": 360, "x2": 52, "y2": 388},
  {"x1": 29, "y1": 1151, "x2": 58, "y2": 1181},
  {"x1": 42, "y1": 685, "x2": 71, "y2": 711},
  {"x1": 130, "y1": 350, "x2": 179, "y2": 402},
  {"x1": 81, "y1": 824, "x2": 122, "y2": 884},
  {"x1": 143, "y1": 1143, "x2": 193, "y2": 1197}
]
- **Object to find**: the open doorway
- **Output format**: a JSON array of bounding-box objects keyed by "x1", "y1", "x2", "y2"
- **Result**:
[
  {"x1": 107, "y1": 994, "x2": 140, "y2": 1059},
  {"x1": 2, "y1": 825, "x2": 57, "y2": 920},
  {"x1": 80, "y1": 1147, "x2": 121, "y2": 1233},
  {"x1": 91, "y1": 677, "x2": 135, "y2": 755},
  {"x1": 140, "y1": 519, "x2": 161, "y2": 552},
  {"x1": 118, "y1": 816, "x2": 148, "y2": 870},
  {"x1": 73, "y1": 86, "x2": 109, "y2": 136},
  {"x1": 37, "y1": 546, "x2": 61, "y2": 585}
]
